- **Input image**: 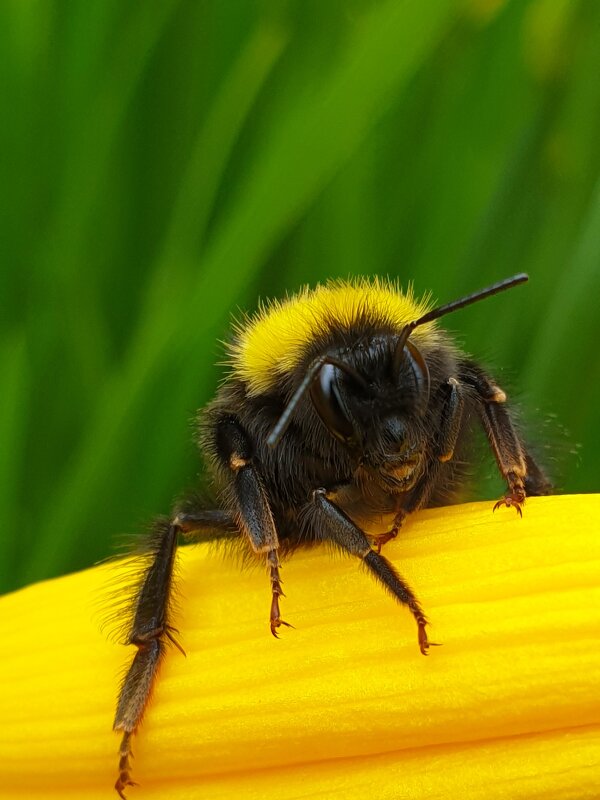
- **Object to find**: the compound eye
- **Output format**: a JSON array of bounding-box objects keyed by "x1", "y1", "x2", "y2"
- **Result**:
[
  {"x1": 310, "y1": 363, "x2": 355, "y2": 443},
  {"x1": 404, "y1": 341, "x2": 431, "y2": 413}
]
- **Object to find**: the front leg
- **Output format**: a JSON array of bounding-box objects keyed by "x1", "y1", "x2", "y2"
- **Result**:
[
  {"x1": 214, "y1": 416, "x2": 289, "y2": 635},
  {"x1": 460, "y1": 360, "x2": 552, "y2": 513},
  {"x1": 374, "y1": 377, "x2": 466, "y2": 553},
  {"x1": 371, "y1": 509, "x2": 407, "y2": 553},
  {"x1": 309, "y1": 488, "x2": 437, "y2": 655}
]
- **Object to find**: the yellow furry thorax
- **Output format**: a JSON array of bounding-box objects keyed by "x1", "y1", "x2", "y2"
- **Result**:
[{"x1": 229, "y1": 278, "x2": 441, "y2": 396}]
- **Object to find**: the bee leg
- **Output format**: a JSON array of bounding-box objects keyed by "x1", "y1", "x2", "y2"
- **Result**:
[
  {"x1": 115, "y1": 731, "x2": 136, "y2": 799},
  {"x1": 460, "y1": 361, "x2": 552, "y2": 513},
  {"x1": 113, "y1": 519, "x2": 179, "y2": 797},
  {"x1": 112, "y1": 507, "x2": 239, "y2": 796},
  {"x1": 311, "y1": 488, "x2": 437, "y2": 655},
  {"x1": 371, "y1": 379, "x2": 466, "y2": 545},
  {"x1": 173, "y1": 509, "x2": 238, "y2": 538},
  {"x1": 268, "y1": 548, "x2": 293, "y2": 637},
  {"x1": 436, "y1": 377, "x2": 464, "y2": 462},
  {"x1": 214, "y1": 416, "x2": 288, "y2": 634},
  {"x1": 373, "y1": 509, "x2": 407, "y2": 553}
]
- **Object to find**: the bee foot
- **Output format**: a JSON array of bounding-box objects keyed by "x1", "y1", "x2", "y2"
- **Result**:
[
  {"x1": 373, "y1": 528, "x2": 399, "y2": 554},
  {"x1": 115, "y1": 776, "x2": 138, "y2": 800},
  {"x1": 270, "y1": 618, "x2": 293, "y2": 638},
  {"x1": 114, "y1": 732, "x2": 138, "y2": 798},
  {"x1": 493, "y1": 495, "x2": 524, "y2": 517},
  {"x1": 417, "y1": 620, "x2": 441, "y2": 656}
]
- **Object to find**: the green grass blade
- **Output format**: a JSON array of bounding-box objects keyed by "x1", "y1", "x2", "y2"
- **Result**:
[{"x1": 23, "y1": 0, "x2": 456, "y2": 583}]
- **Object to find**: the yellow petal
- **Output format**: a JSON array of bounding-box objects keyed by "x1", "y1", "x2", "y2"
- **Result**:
[{"x1": 0, "y1": 495, "x2": 599, "y2": 799}]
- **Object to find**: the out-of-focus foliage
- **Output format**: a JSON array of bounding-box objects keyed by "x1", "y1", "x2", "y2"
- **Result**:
[{"x1": 1, "y1": 0, "x2": 598, "y2": 593}]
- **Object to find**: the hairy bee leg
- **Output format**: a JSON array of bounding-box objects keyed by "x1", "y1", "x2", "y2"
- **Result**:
[
  {"x1": 363, "y1": 551, "x2": 439, "y2": 655},
  {"x1": 113, "y1": 520, "x2": 179, "y2": 797},
  {"x1": 173, "y1": 509, "x2": 238, "y2": 537},
  {"x1": 460, "y1": 361, "x2": 551, "y2": 512},
  {"x1": 115, "y1": 648, "x2": 159, "y2": 798},
  {"x1": 214, "y1": 416, "x2": 288, "y2": 633},
  {"x1": 436, "y1": 377, "x2": 464, "y2": 462},
  {"x1": 112, "y1": 507, "x2": 239, "y2": 796},
  {"x1": 310, "y1": 489, "x2": 436, "y2": 655},
  {"x1": 483, "y1": 400, "x2": 527, "y2": 512}
]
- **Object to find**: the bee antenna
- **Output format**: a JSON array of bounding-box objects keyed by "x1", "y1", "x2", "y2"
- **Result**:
[
  {"x1": 394, "y1": 273, "x2": 528, "y2": 371},
  {"x1": 267, "y1": 356, "x2": 368, "y2": 448},
  {"x1": 405, "y1": 273, "x2": 528, "y2": 337},
  {"x1": 267, "y1": 357, "x2": 326, "y2": 448}
]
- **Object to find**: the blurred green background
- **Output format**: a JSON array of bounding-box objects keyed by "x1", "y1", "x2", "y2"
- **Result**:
[{"x1": 1, "y1": 0, "x2": 599, "y2": 594}]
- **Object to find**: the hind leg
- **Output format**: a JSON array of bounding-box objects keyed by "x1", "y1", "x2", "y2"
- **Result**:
[{"x1": 113, "y1": 509, "x2": 236, "y2": 798}]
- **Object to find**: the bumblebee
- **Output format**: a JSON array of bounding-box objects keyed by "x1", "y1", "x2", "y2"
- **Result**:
[{"x1": 113, "y1": 273, "x2": 552, "y2": 797}]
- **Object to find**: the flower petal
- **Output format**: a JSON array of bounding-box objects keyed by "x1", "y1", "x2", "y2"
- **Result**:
[{"x1": 0, "y1": 495, "x2": 598, "y2": 798}]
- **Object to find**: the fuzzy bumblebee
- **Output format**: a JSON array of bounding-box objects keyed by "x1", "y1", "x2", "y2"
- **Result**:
[{"x1": 113, "y1": 273, "x2": 552, "y2": 797}]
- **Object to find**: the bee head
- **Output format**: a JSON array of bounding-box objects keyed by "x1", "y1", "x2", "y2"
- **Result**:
[
  {"x1": 267, "y1": 273, "x2": 528, "y2": 458},
  {"x1": 310, "y1": 336, "x2": 429, "y2": 436},
  {"x1": 307, "y1": 337, "x2": 431, "y2": 488}
]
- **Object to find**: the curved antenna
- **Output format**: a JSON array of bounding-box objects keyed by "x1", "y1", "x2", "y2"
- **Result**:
[
  {"x1": 267, "y1": 356, "x2": 368, "y2": 448},
  {"x1": 267, "y1": 357, "x2": 326, "y2": 448},
  {"x1": 404, "y1": 273, "x2": 528, "y2": 335},
  {"x1": 393, "y1": 274, "x2": 528, "y2": 369}
]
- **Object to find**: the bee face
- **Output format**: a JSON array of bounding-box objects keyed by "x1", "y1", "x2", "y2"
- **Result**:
[{"x1": 309, "y1": 336, "x2": 430, "y2": 491}]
